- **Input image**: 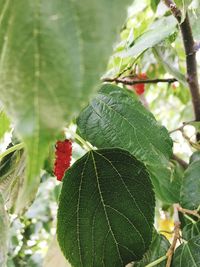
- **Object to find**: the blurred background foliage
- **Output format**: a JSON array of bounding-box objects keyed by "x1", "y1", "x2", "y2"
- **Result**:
[{"x1": 0, "y1": 0, "x2": 200, "y2": 266}]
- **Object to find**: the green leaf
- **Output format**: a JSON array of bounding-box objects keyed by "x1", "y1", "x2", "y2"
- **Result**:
[
  {"x1": 153, "y1": 47, "x2": 188, "y2": 87},
  {"x1": 190, "y1": 151, "x2": 200, "y2": 164},
  {"x1": 0, "y1": 193, "x2": 8, "y2": 267},
  {"x1": 117, "y1": 16, "x2": 177, "y2": 58},
  {"x1": 0, "y1": 0, "x2": 132, "y2": 207},
  {"x1": 182, "y1": 221, "x2": 200, "y2": 240},
  {"x1": 77, "y1": 84, "x2": 173, "y2": 166},
  {"x1": 0, "y1": 149, "x2": 31, "y2": 214},
  {"x1": 134, "y1": 231, "x2": 170, "y2": 267},
  {"x1": 150, "y1": 0, "x2": 160, "y2": 12},
  {"x1": 149, "y1": 160, "x2": 183, "y2": 205},
  {"x1": 77, "y1": 84, "x2": 173, "y2": 203},
  {"x1": 180, "y1": 160, "x2": 200, "y2": 210},
  {"x1": 0, "y1": 110, "x2": 10, "y2": 140},
  {"x1": 172, "y1": 235, "x2": 200, "y2": 266},
  {"x1": 57, "y1": 148, "x2": 155, "y2": 267}
]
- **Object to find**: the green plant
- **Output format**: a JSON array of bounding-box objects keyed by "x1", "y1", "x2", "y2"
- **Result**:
[{"x1": 1, "y1": 0, "x2": 200, "y2": 266}]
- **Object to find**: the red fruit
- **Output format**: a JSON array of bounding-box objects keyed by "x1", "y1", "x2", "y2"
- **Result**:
[
  {"x1": 134, "y1": 83, "x2": 145, "y2": 95},
  {"x1": 54, "y1": 139, "x2": 72, "y2": 181},
  {"x1": 133, "y1": 73, "x2": 147, "y2": 95}
]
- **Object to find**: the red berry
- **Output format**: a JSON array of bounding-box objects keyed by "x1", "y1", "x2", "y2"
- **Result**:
[
  {"x1": 54, "y1": 139, "x2": 72, "y2": 181},
  {"x1": 134, "y1": 84, "x2": 145, "y2": 95}
]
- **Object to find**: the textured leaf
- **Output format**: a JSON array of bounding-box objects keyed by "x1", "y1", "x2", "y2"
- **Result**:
[
  {"x1": 182, "y1": 221, "x2": 200, "y2": 240},
  {"x1": 134, "y1": 231, "x2": 170, "y2": 267},
  {"x1": 0, "y1": 193, "x2": 8, "y2": 267},
  {"x1": 0, "y1": 0, "x2": 132, "y2": 208},
  {"x1": 117, "y1": 16, "x2": 177, "y2": 58},
  {"x1": 77, "y1": 84, "x2": 174, "y2": 202},
  {"x1": 180, "y1": 160, "x2": 200, "y2": 209},
  {"x1": 172, "y1": 235, "x2": 200, "y2": 267},
  {"x1": 57, "y1": 148, "x2": 155, "y2": 267},
  {"x1": 77, "y1": 84, "x2": 172, "y2": 166},
  {"x1": 0, "y1": 110, "x2": 10, "y2": 140}
]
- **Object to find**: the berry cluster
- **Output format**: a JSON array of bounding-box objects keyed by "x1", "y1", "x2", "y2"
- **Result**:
[{"x1": 54, "y1": 139, "x2": 72, "y2": 181}]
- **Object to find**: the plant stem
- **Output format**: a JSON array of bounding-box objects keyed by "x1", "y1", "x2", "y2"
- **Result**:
[
  {"x1": 0, "y1": 143, "x2": 24, "y2": 161},
  {"x1": 74, "y1": 132, "x2": 94, "y2": 151},
  {"x1": 65, "y1": 128, "x2": 94, "y2": 151},
  {"x1": 164, "y1": 0, "x2": 200, "y2": 141},
  {"x1": 145, "y1": 255, "x2": 167, "y2": 267},
  {"x1": 102, "y1": 77, "x2": 177, "y2": 85},
  {"x1": 165, "y1": 204, "x2": 181, "y2": 267}
]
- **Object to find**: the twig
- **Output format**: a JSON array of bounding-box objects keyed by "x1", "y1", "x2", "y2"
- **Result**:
[
  {"x1": 102, "y1": 77, "x2": 177, "y2": 85},
  {"x1": 163, "y1": 0, "x2": 200, "y2": 141},
  {"x1": 177, "y1": 204, "x2": 200, "y2": 220},
  {"x1": 172, "y1": 154, "x2": 188, "y2": 169},
  {"x1": 144, "y1": 255, "x2": 167, "y2": 267},
  {"x1": 166, "y1": 204, "x2": 181, "y2": 267},
  {"x1": 0, "y1": 143, "x2": 24, "y2": 161},
  {"x1": 169, "y1": 121, "x2": 194, "y2": 134}
]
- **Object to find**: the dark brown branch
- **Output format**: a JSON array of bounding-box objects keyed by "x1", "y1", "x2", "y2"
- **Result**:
[
  {"x1": 164, "y1": 0, "x2": 200, "y2": 140},
  {"x1": 102, "y1": 77, "x2": 177, "y2": 85}
]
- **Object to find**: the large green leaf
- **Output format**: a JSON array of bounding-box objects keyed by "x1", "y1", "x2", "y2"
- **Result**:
[
  {"x1": 0, "y1": 0, "x2": 132, "y2": 207},
  {"x1": 77, "y1": 84, "x2": 172, "y2": 165},
  {"x1": 77, "y1": 84, "x2": 174, "y2": 202},
  {"x1": 172, "y1": 235, "x2": 200, "y2": 266},
  {"x1": 117, "y1": 16, "x2": 177, "y2": 58},
  {"x1": 180, "y1": 160, "x2": 200, "y2": 209},
  {"x1": 57, "y1": 148, "x2": 155, "y2": 267},
  {"x1": 0, "y1": 193, "x2": 8, "y2": 267},
  {"x1": 0, "y1": 110, "x2": 10, "y2": 140},
  {"x1": 134, "y1": 231, "x2": 170, "y2": 267}
]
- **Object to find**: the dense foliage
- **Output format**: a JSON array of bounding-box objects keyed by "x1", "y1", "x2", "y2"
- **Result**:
[{"x1": 0, "y1": 0, "x2": 200, "y2": 266}]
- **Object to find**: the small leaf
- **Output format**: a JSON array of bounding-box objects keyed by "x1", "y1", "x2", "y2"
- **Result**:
[
  {"x1": 180, "y1": 160, "x2": 200, "y2": 210},
  {"x1": 57, "y1": 148, "x2": 155, "y2": 267},
  {"x1": 134, "y1": 231, "x2": 170, "y2": 267},
  {"x1": 117, "y1": 16, "x2": 177, "y2": 58},
  {"x1": 182, "y1": 221, "x2": 200, "y2": 240},
  {"x1": 0, "y1": 193, "x2": 8, "y2": 267},
  {"x1": 149, "y1": 160, "x2": 183, "y2": 204},
  {"x1": 150, "y1": 0, "x2": 160, "y2": 12},
  {"x1": 153, "y1": 46, "x2": 188, "y2": 87},
  {"x1": 172, "y1": 235, "x2": 200, "y2": 266}
]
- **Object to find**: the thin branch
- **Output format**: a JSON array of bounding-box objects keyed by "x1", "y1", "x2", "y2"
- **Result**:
[
  {"x1": 172, "y1": 154, "x2": 188, "y2": 169},
  {"x1": 164, "y1": 0, "x2": 200, "y2": 141},
  {"x1": 144, "y1": 255, "x2": 167, "y2": 267},
  {"x1": 166, "y1": 204, "x2": 181, "y2": 267},
  {"x1": 177, "y1": 204, "x2": 200, "y2": 220},
  {"x1": 102, "y1": 77, "x2": 177, "y2": 85}
]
